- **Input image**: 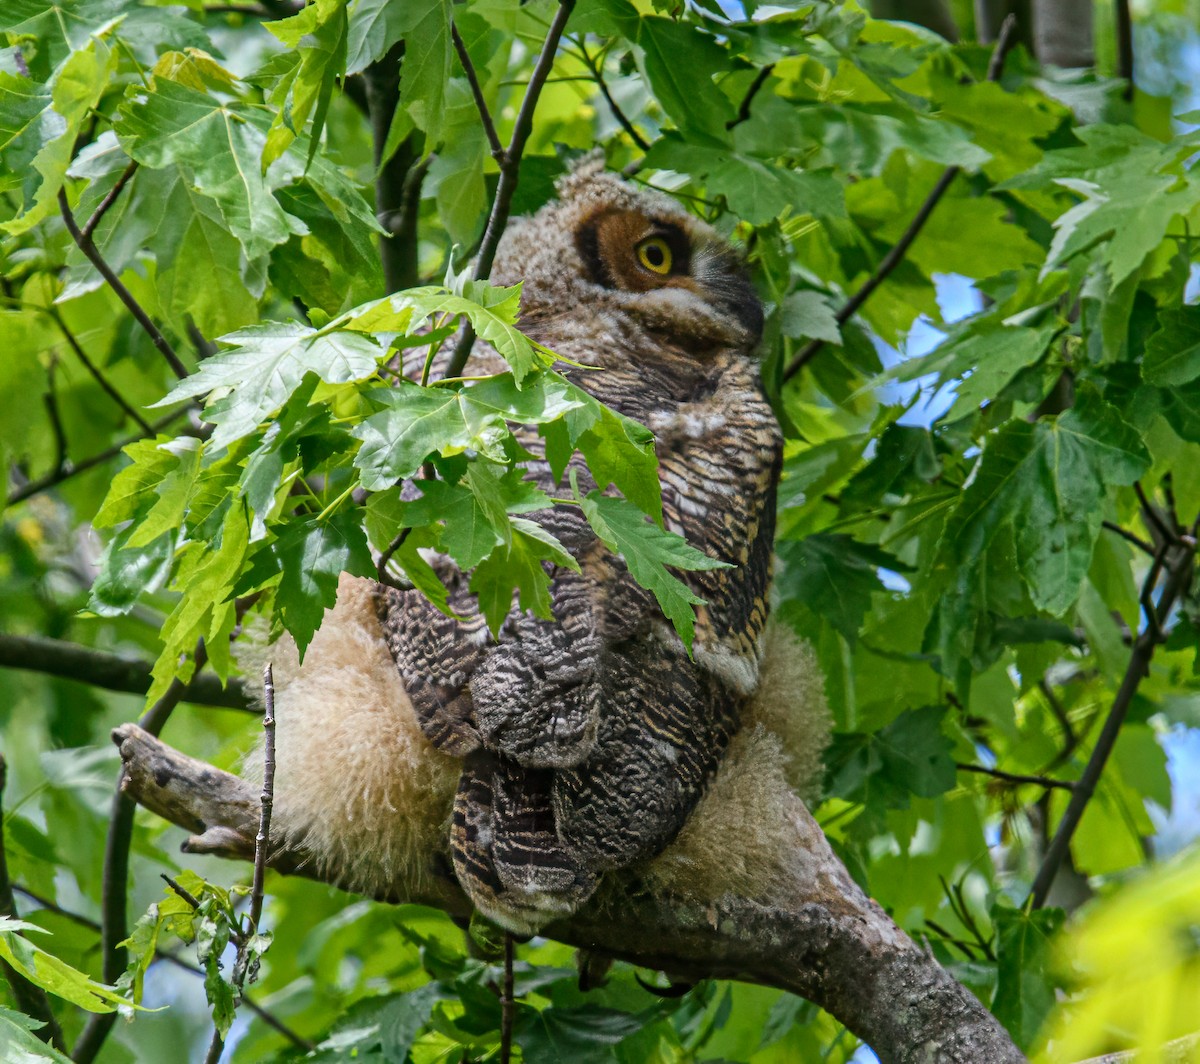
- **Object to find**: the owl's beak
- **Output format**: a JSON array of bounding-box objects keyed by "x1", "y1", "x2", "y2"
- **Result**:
[
  {"x1": 696, "y1": 248, "x2": 764, "y2": 346},
  {"x1": 721, "y1": 272, "x2": 764, "y2": 345}
]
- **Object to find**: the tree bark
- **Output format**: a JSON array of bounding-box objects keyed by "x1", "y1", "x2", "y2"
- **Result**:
[
  {"x1": 112, "y1": 724, "x2": 1026, "y2": 1064},
  {"x1": 1031, "y1": 0, "x2": 1094, "y2": 67},
  {"x1": 871, "y1": 0, "x2": 960, "y2": 41}
]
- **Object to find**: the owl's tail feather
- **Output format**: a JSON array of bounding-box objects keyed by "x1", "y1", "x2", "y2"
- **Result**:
[{"x1": 451, "y1": 752, "x2": 597, "y2": 935}]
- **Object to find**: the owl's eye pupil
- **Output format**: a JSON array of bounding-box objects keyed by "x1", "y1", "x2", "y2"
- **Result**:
[{"x1": 636, "y1": 237, "x2": 674, "y2": 275}]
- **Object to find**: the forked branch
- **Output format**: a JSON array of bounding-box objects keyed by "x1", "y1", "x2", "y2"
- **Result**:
[{"x1": 113, "y1": 724, "x2": 1026, "y2": 1064}]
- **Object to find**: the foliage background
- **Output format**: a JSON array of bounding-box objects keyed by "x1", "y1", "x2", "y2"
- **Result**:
[{"x1": 3, "y1": 0, "x2": 1200, "y2": 1061}]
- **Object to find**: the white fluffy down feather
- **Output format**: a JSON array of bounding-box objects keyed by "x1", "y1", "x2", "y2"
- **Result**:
[{"x1": 240, "y1": 576, "x2": 831, "y2": 907}]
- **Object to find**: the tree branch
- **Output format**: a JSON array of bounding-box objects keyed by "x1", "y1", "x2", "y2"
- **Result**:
[
  {"x1": 58, "y1": 188, "x2": 189, "y2": 381},
  {"x1": 0, "y1": 757, "x2": 67, "y2": 1052},
  {"x1": 577, "y1": 39, "x2": 650, "y2": 151},
  {"x1": 113, "y1": 724, "x2": 1026, "y2": 1063},
  {"x1": 205, "y1": 664, "x2": 276, "y2": 1064},
  {"x1": 5, "y1": 411, "x2": 185, "y2": 508},
  {"x1": 81, "y1": 160, "x2": 138, "y2": 243},
  {"x1": 956, "y1": 762, "x2": 1074, "y2": 792},
  {"x1": 71, "y1": 643, "x2": 209, "y2": 1064},
  {"x1": 726, "y1": 63, "x2": 775, "y2": 130},
  {"x1": 13, "y1": 883, "x2": 312, "y2": 1052},
  {"x1": 452, "y1": 23, "x2": 505, "y2": 161},
  {"x1": 445, "y1": 0, "x2": 577, "y2": 379},
  {"x1": 1102, "y1": 519, "x2": 1154, "y2": 557},
  {"x1": 50, "y1": 309, "x2": 154, "y2": 433},
  {"x1": 1028, "y1": 533, "x2": 1196, "y2": 909},
  {"x1": 0, "y1": 634, "x2": 252, "y2": 711},
  {"x1": 364, "y1": 44, "x2": 422, "y2": 295},
  {"x1": 782, "y1": 14, "x2": 1018, "y2": 383}
]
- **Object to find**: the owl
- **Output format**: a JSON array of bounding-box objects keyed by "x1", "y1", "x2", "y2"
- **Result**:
[{"x1": 369, "y1": 159, "x2": 785, "y2": 934}]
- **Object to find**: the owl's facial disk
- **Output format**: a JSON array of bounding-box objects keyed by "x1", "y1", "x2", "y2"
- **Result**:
[{"x1": 575, "y1": 208, "x2": 763, "y2": 346}]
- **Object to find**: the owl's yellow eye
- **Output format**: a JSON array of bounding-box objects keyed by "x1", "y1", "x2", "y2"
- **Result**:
[{"x1": 636, "y1": 236, "x2": 673, "y2": 275}]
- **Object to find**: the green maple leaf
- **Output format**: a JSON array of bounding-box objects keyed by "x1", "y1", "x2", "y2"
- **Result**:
[
  {"x1": 158, "y1": 322, "x2": 382, "y2": 451},
  {"x1": 578, "y1": 485, "x2": 730, "y2": 651}
]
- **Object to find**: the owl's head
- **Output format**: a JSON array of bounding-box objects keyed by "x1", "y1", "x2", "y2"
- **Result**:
[{"x1": 492, "y1": 157, "x2": 763, "y2": 355}]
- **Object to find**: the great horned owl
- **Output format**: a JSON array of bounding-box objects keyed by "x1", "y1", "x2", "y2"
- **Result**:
[{"x1": 252, "y1": 161, "x2": 810, "y2": 935}]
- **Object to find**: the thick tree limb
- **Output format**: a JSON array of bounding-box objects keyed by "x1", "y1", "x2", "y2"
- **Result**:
[
  {"x1": 0, "y1": 633, "x2": 252, "y2": 711},
  {"x1": 364, "y1": 44, "x2": 422, "y2": 295},
  {"x1": 113, "y1": 724, "x2": 1026, "y2": 1064}
]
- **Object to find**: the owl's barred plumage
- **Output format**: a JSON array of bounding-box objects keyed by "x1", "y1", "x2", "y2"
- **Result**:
[{"x1": 373, "y1": 161, "x2": 785, "y2": 932}]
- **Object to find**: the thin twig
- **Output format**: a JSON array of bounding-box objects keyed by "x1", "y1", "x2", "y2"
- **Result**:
[
  {"x1": 44, "y1": 357, "x2": 68, "y2": 473},
  {"x1": 782, "y1": 14, "x2": 1017, "y2": 383},
  {"x1": 1028, "y1": 534, "x2": 1196, "y2": 909},
  {"x1": 445, "y1": 0, "x2": 577, "y2": 379},
  {"x1": 82, "y1": 160, "x2": 138, "y2": 243},
  {"x1": 0, "y1": 757, "x2": 67, "y2": 1052},
  {"x1": 5, "y1": 411, "x2": 184, "y2": 508},
  {"x1": 577, "y1": 39, "x2": 649, "y2": 151},
  {"x1": 1039, "y1": 679, "x2": 1079, "y2": 768},
  {"x1": 185, "y1": 318, "x2": 219, "y2": 361},
  {"x1": 955, "y1": 762, "x2": 1074, "y2": 792},
  {"x1": 207, "y1": 663, "x2": 276, "y2": 1064},
  {"x1": 13, "y1": 884, "x2": 312, "y2": 1052},
  {"x1": 500, "y1": 932, "x2": 515, "y2": 1064},
  {"x1": 71, "y1": 642, "x2": 209, "y2": 1064},
  {"x1": 376, "y1": 527, "x2": 415, "y2": 591},
  {"x1": 452, "y1": 23, "x2": 505, "y2": 161},
  {"x1": 59, "y1": 189, "x2": 188, "y2": 381},
  {"x1": 726, "y1": 63, "x2": 775, "y2": 130},
  {"x1": 1101, "y1": 519, "x2": 1155, "y2": 557},
  {"x1": 50, "y1": 310, "x2": 154, "y2": 432},
  {"x1": 160, "y1": 874, "x2": 201, "y2": 912},
  {"x1": 1136, "y1": 481, "x2": 1178, "y2": 546}
]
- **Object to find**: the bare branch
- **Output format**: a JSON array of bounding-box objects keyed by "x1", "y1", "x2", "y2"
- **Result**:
[
  {"x1": 15, "y1": 882, "x2": 312, "y2": 1051},
  {"x1": 58, "y1": 188, "x2": 189, "y2": 381},
  {"x1": 114, "y1": 724, "x2": 1026, "y2": 1063},
  {"x1": 577, "y1": 39, "x2": 650, "y2": 151},
  {"x1": 956, "y1": 762, "x2": 1074, "y2": 792},
  {"x1": 445, "y1": 0, "x2": 578, "y2": 379},
  {"x1": 81, "y1": 160, "x2": 138, "y2": 243},
  {"x1": 1102, "y1": 519, "x2": 1155, "y2": 557},
  {"x1": 0, "y1": 633, "x2": 253, "y2": 711},
  {"x1": 71, "y1": 642, "x2": 209, "y2": 1064},
  {"x1": 50, "y1": 309, "x2": 154, "y2": 433},
  {"x1": 44, "y1": 357, "x2": 68, "y2": 473},
  {"x1": 0, "y1": 756, "x2": 67, "y2": 1052},
  {"x1": 782, "y1": 15, "x2": 1018, "y2": 383},
  {"x1": 727, "y1": 63, "x2": 775, "y2": 130},
  {"x1": 5, "y1": 411, "x2": 184, "y2": 508},
  {"x1": 1029, "y1": 534, "x2": 1196, "y2": 909},
  {"x1": 501, "y1": 933, "x2": 515, "y2": 1064},
  {"x1": 206, "y1": 663, "x2": 276, "y2": 1064},
  {"x1": 452, "y1": 23, "x2": 505, "y2": 161}
]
